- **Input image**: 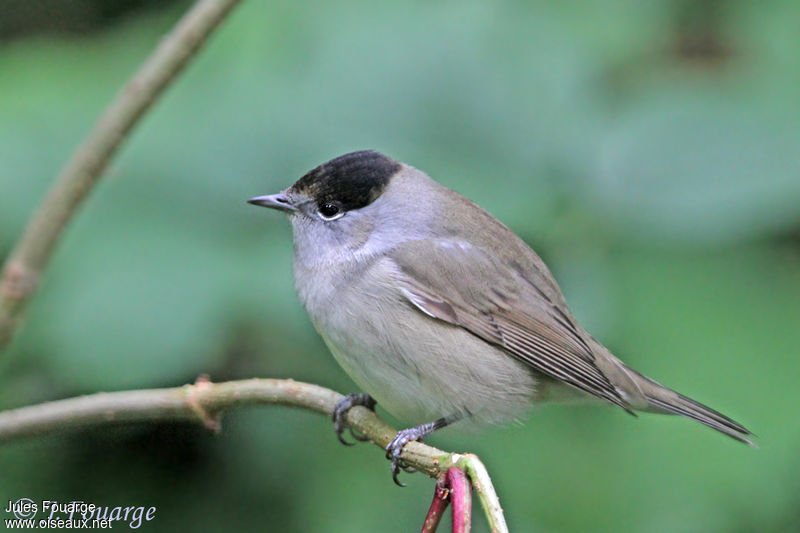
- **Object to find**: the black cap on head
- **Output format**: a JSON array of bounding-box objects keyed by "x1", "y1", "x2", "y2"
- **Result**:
[{"x1": 290, "y1": 150, "x2": 401, "y2": 211}]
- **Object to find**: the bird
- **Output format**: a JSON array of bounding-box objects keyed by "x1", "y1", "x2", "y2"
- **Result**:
[{"x1": 248, "y1": 150, "x2": 752, "y2": 484}]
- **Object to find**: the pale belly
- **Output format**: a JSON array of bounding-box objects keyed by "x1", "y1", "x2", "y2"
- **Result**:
[{"x1": 307, "y1": 266, "x2": 538, "y2": 427}]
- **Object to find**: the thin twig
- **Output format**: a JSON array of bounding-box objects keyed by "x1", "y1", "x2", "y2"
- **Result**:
[
  {"x1": 0, "y1": 378, "x2": 451, "y2": 473},
  {"x1": 420, "y1": 467, "x2": 473, "y2": 533},
  {"x1": 447, "y1": 467, "x2": 472, "y2": 533},
  {"x1": 0, "y1": 378, "x2": 507, "y2": 531},
  {"x1": 421, "y1": 478, "x2": 450, "y2": 533},
  {"x1": 455, "y1": 454, "x2": 508, "y2": 533},
  {"x1": 0, "y1": 0, "x2": 243, "y2": 350}
]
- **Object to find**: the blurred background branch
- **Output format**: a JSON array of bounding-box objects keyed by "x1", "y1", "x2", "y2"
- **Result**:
[
  {"x1": 0, "y1": 377, "x2": 508, "y2": 532},
  {"x1": 0, "y1": 0, "x2": 242, "y2": 351}
]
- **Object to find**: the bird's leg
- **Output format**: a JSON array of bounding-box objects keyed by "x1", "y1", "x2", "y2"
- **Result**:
[
  {"x1": 386, "y1": 415, "x2": 460, "y2": 486},
  {"x1": 332, "y1": 393, "x2": 376, "y2": 446}
]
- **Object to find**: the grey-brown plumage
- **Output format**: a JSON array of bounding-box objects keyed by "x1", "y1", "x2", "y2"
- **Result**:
[{"x1": 249, "y1": 150, "x2": 753, "y2": 470}]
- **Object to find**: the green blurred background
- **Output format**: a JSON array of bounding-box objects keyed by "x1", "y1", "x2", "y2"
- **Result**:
[{"x1": 1, "y1": 0, "x2": 799, "y2": 531}]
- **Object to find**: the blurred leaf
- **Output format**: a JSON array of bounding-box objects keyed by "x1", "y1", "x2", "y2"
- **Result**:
[{"x1": 590, "y1": 93, "x2": 800, "y2": 244}]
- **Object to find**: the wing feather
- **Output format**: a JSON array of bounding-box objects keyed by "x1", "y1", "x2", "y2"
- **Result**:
[{"x1": 390, "y1": 239, "x2": 631, "y2": 412}]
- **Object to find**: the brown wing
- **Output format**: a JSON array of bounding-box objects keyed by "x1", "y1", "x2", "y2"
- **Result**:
[{"x1": 390, "y1": 239, "x2": 632, "y2": 413}]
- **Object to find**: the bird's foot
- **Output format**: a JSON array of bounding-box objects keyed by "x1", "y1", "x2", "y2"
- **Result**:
[
  {"x1": 384, "y1": 416, "x2": 456, "y2": 486},
  {"x1": 386, "y1": 426, "x2": 435, "y2": 487},
  {"x1": 332, "y1": 393, "x2": 376, "y2": 446}
]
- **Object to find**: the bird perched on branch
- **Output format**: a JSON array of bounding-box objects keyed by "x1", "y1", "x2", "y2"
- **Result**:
[{"x1": 249, "y1": 150, "x2": 752, "y2": 485}]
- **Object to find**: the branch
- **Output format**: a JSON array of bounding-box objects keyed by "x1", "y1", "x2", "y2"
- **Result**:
[
  {"x1": 447, "y1": 467, "x2": 472, "y2": 533},
  {"x1": 454, "y1": 454, "x2": 507, "y2": 533},
  {"x1": 0, "y1": 0, "x2": 243, "y2": 350},
  {"x1": 0, "y1": 378, "x2": 508, "y2": 532},
  {"x1": 422, "y1": 478, "x2": 450, "y2": 532},
  {"x1": 422, "y1": 467, "x2": 473, "y2": 533}
]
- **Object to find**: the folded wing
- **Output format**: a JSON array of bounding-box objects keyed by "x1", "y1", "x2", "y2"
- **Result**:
[{"x1": 389, "y1": 239, "x2": 632, "y2": 413}]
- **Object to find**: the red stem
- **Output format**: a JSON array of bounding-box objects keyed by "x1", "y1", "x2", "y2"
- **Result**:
[
  {"x1": 447, "y1": 467, "x2": 472, "y2": 533},
  {"x1": 420, "y1": 467, "x2": 473, "y2": 533},
  {"x1": 421, "y1": 478, "x2": 450, "y2": 532}
]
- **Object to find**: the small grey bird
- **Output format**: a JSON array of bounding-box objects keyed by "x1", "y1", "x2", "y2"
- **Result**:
[{"x1": 248, "y1": 150, "x2": 752, "y2": 483}]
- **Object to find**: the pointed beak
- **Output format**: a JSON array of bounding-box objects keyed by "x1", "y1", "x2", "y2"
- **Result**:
[{"x1": 247, "y1": 193, "x2": 297, "y2": 213}]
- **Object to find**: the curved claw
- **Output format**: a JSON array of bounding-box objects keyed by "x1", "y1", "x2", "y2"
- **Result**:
[
  {"x1": 385, "y1": 428, "x2": 423, "y2": 487},
  {"x1": 332, "y1": 393, "x2": 376, "y2": 446},
  {"x1": 384, "y1": 417, "x2": 456, "y2": 486},
  {"x1": 336, "y1": 427, "x2": 356, "y2": 446},
  {"x1": 392, "y1": 462, "x2": 406, "y2": 487}
]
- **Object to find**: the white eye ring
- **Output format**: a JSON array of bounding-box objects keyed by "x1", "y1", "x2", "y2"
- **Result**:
[{"x1": 317, "y1": 202, "x2": 344, "y2": 221}]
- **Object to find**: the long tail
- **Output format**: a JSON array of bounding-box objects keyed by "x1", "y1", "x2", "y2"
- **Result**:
[
  {"x1": 625, "y1": 366, "x2": 754, "y2": 445},
  {"x1": 645, "y1": 388, "x2": 753, "y2": 445}
]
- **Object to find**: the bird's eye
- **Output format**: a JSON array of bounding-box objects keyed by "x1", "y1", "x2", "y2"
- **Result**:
[{"x1": 317, "y1": 202, "x2": 343, "y2": 221}]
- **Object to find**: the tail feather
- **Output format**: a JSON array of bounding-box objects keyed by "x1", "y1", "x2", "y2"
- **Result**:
[
  {"x1": 645, "y1": 392, "x2": 754, "y2": 446},
  {"x1": 611, "y1": 362, "x2": 754, "y2": 445}
]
